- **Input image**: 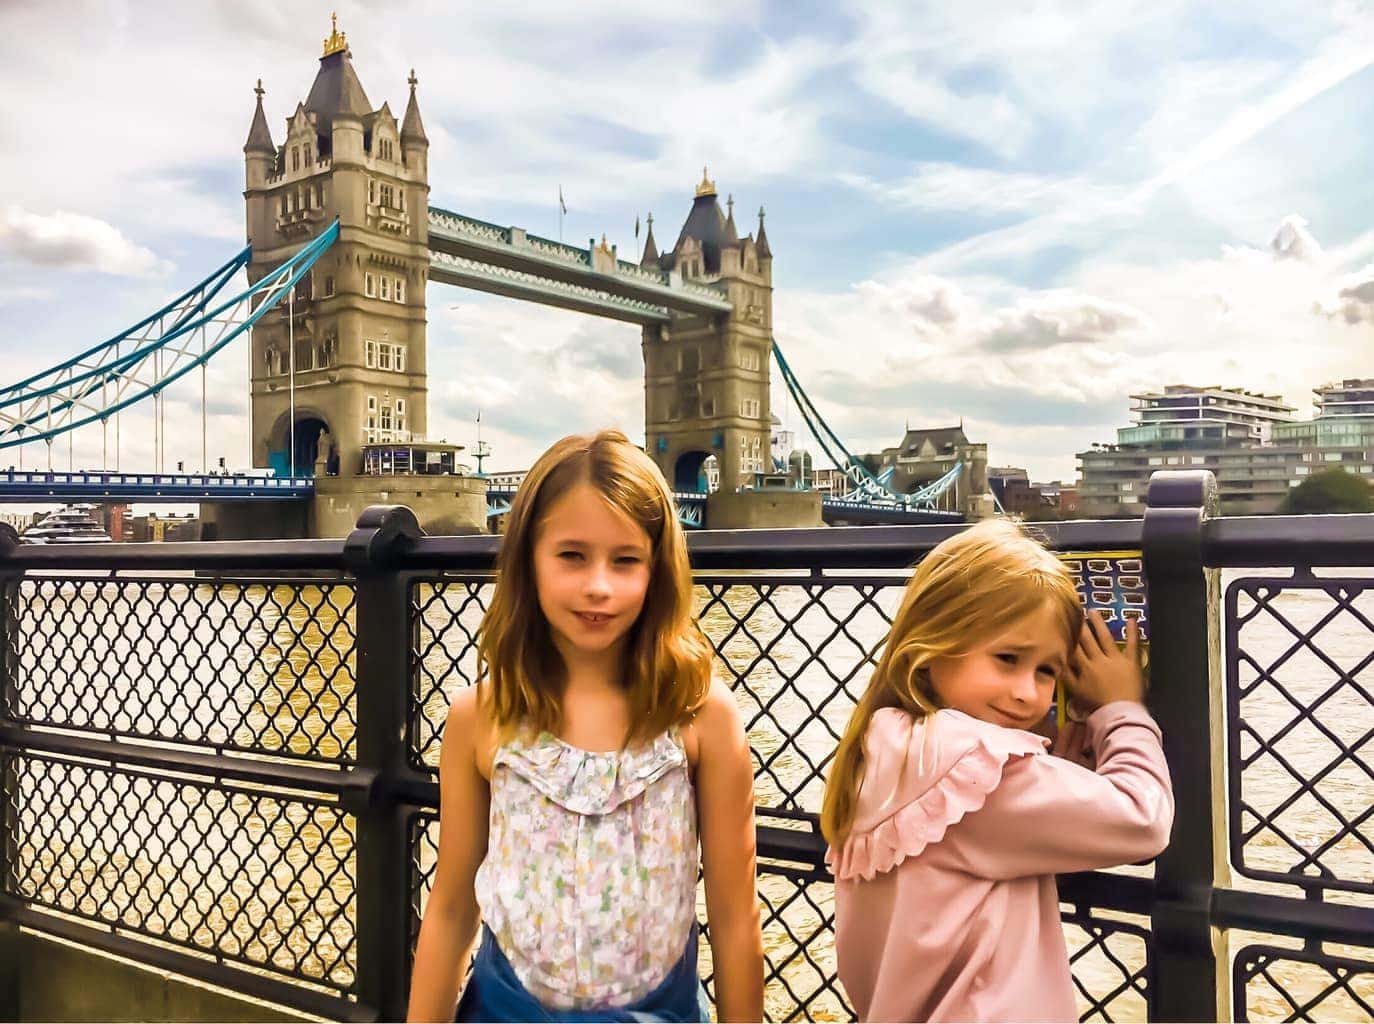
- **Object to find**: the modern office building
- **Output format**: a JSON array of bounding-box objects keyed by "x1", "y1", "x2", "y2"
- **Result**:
[
  {"x1": 1078, "y1": 385, "x2": 1297, "y2": 516},
  {"x1": 1079, "y1": 381, "x2": 1374, "y2": 516}
]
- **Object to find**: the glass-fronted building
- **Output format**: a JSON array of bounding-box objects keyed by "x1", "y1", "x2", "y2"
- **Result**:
[{"x1": 1077, "y1": 381, "x2": 1374, "y2": 516}]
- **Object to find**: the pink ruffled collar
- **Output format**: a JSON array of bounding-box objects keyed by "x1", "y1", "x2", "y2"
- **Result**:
[{"x1": 827, "y1": 708, "x2": 1047, "y2": 881}]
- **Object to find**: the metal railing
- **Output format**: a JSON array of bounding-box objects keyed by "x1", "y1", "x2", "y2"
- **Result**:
[{"x1": 0, "y1": 472, "x2": 1371, "y2": 1021}]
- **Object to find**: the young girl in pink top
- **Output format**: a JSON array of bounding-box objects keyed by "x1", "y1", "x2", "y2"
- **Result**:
[{"x1": 822, "y1": 519, "x2": 1173, "y2": 1023}]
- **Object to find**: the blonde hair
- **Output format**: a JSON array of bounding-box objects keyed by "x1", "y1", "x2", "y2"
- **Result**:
[
  {"x1": 820, "y1": 519, "x2": 1082, "y2": 846},
  {"x1": 476, "y1": 429, "x2": 712, "y2": 746}
]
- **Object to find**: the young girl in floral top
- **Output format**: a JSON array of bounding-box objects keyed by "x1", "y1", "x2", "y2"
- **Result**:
[
  {"x1": 408, "y1": 430, "x2": 763, "y2": 1022},
  {"x1": 822, "y1": 519, "x2": 1174, "y2": 1022}
]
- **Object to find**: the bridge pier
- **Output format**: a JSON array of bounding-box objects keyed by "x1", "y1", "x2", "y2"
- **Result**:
[
  {"x1": 311, "y1": 474, "x2": 486, "y2": 537},
  {"x1": 200, "y1": 500, "x2": 309, "y2": 541},
  {"x1": 706, "y1": 488, "x2": 822, "y2": 530}
]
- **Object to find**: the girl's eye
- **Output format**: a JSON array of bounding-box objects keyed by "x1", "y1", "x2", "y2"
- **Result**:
[
  {"x1": 616, "y1": 555, "x2": 643, "y2": 565},
  {"x1": 1037, "y1": 665, "x2": 1058, "y2": 678},
  {"x1": 558, "y1": 550, "x2": 584, "y2": 561},
  {"x1": 996, "y1": 653, "x2": 1018, "y2": 665}
]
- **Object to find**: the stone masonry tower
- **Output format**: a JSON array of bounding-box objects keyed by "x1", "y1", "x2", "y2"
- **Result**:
[
  {"x1": 641, "y1": 170, "x2": 773, "y2": 494},
  {"x1": 243, "y1": 17, "x2": 430, "y2": 481}
]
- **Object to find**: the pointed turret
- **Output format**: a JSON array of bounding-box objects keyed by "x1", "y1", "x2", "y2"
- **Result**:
[
  {"x1": 724, "y1": 194, "x2": 740, "y2": 245},
  {"x1": 640, "y1": 212, "x2": 659, "y2": 267},
  {"x1": 304, "y1": 16, "x2": 372, "y2": 148},
  {"x1": 401, "y1": 69, "x2": 428, "y2": 146},
  {"x1": 669, "y1": 168, "x2": 729, "y2": 274},
  {"x1": 244, "y1": 79, "x2": 275, "y2": 154},
  {"x1": 756, "y1": 206, "x2": 772, "y2": 259}
]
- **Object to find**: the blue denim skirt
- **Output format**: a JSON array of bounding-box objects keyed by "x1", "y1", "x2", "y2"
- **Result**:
[{"x1": 454, "y1": 922, "x2": 711, "y2": 1023}]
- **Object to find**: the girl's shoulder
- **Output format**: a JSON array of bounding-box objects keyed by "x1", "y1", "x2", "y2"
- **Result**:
[
  {"x1": 680, "y1": 677, "x2": 745, "y2": 773},
  {"x1": 828, "y1": 708, "x2": 1049, "y2": 881},
  {"x1": 447, "y1": 685, "x2": 500, "y2": 780}
]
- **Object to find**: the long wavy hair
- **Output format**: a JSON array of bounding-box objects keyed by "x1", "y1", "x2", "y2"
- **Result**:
[
  {"x1": 820, "y1": 519, "x2": 1082, "y2": 846},
  {"x1": 476, "y1": 429, "x2": 712, "y2": 746}
]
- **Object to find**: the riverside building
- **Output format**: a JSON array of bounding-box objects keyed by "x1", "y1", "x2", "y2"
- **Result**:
[{"x1": 1078, "y1": 381, "x2": 1374, "y2": 516}]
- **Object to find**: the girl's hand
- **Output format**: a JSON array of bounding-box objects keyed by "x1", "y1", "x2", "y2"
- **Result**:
[{"x1": 1066, "y1": 611, "x2": 1145, "y2": 711}]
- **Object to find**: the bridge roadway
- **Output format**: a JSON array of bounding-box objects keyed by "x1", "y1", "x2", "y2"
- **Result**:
[
  {"x1": 0, "y1": 470, "x2": 961, "y2": 525},
  {"x1": 485, "y1": 486, "x2": 963, "y2": 527},
  {"x1": 427, "y1": 207, "x2": 734, "y2": 325},
  {"x1": 0, "y1": 469, "x2": 314, "y2": 502}
]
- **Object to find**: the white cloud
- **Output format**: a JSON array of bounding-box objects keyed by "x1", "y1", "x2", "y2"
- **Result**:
[
  {"x1": 1271, "y1": 214, "x2": 1325, "y2": 262},
  {"x1": 840, "y1": 164, "x2": 1115, "y2": 217},
  {"x1": 0, "y1": 207, "x2": 169, "y2": 276},
  {"x1": 978, "y1": 293, "x2": 1145, "y2": 353},
  {"x1": 851, "y1": 61, "x2": 1031, "y2": 158},
  {"x1": 1318, "y1": 264, "x2": 1374, "y2": 324}
]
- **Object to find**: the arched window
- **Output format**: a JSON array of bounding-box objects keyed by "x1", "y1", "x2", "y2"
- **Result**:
[
  {"x1": 291, "y1": 147, "x2": 300, "y2": 172},
  {"x1": 303, "y1": 142, "x2": 312, "y2": 166}
]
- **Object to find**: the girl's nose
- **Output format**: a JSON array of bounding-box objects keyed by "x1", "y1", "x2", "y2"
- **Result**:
[
  {"x1": 1010, "y1": 670, "x2": 1039, "y2": 703},
  {"x1": 585, "y1": 562, "x2": 613, "y2": 598}
]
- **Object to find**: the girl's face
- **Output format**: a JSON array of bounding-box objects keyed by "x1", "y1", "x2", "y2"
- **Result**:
[
  {"x1": 926, "y1": 601, "x2": 1070, "y2": 730},
  {"x1": 532, "y1": 482, "x2": 653, "y2": 667}
]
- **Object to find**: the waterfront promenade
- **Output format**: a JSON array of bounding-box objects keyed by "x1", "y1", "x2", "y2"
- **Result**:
[{"x1": 1, "y1": 472, "x2": 1372, "y2": 1022}]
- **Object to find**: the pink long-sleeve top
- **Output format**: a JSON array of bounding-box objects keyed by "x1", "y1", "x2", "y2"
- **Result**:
[{"x1": 829, "y1": 701, "x2": 1173, "y2": 1023}]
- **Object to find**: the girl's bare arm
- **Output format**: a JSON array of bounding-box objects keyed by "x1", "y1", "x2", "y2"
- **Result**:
[
  {"x1": 406, "y1": 689, "x2": 491, "y2": 1022},
  {"x1": 694, "y1": 679, "x2": 764, "y2": 1022}
]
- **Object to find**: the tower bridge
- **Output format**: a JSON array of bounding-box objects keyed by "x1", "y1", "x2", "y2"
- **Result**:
[{"x1": 0, "y1": 20, "x2": 966, "y2": 534}]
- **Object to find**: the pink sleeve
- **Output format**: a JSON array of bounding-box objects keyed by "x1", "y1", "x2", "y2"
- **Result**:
[{"x1": 940, "y1": 702, "x2": 1174, "y2": 880}]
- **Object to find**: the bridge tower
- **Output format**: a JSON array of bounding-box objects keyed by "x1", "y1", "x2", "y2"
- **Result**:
[
  {"x1": 642, "y1": 171, "x2": 775, "y2": 496},
  {"x1": 242, "y1": 17, "x2": 430, "y2": 483}
]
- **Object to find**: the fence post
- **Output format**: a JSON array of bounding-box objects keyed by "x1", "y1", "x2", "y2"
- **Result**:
[
  {"x1": 0, "y1": 529, "x2": 19, "y2": 1021},
  {"x1": 1142, "y1": 470, "x2": 1230, "y2": 1021},
  {"x1": 347, "y1": 505, "x2": 423, "y2": 1022}
]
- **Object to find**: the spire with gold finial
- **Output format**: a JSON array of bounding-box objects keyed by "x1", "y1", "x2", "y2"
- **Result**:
[
  {"x1": 695, "y1": 166, "x2": 717, "y2": 198},
  {"x1": 323, "y1": 12, "x2": 348, "y2": 57}
]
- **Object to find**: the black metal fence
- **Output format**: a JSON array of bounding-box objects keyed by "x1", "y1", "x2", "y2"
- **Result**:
[{"x1": 1, "y1": 472, "x2": 1371, "y2": 1021}]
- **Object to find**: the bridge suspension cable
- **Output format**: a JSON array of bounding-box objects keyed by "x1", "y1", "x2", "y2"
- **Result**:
[
  {"x1": 0, "y1": 222, "x2": 341, "y2": 453},
  {"x1": 770, "y1": 338, "x2": 962, "y2": 509}
]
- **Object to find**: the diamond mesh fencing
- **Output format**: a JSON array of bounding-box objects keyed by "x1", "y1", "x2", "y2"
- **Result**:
[
  {"x1": 2, "y1": 576, "x2": 357, "y2": 763},
  {"x1": 3, "y1": 749, "x2": 357, "y2": 994},
  {"x1": 1234, "y1": 943, "x2": 1374, "y2": 1021},
  {"x1": 15, "y1": 546, "x2": 1368, "y2": 1021},
  {"x1": 1062, "y1": 909, "x2": 1151, "y2": 1022},
  {"x1": 1225, "y1": 575, "x2": 1374, "y2": 893}
]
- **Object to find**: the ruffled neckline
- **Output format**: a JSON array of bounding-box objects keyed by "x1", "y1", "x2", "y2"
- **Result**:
[
  {"x1": 827, "y1": 708, "x2": 1047, "y2": 881},
  {"x1": 492, "y1": 728, "x2": 688, "y2": 816}
]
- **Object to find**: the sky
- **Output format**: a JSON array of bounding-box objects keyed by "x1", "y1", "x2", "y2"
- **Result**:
[{"x1": 2, "y1": 0, "x2": 1374, "y2": 493}]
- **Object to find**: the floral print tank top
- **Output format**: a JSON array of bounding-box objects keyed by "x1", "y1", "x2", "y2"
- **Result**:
[{"x1": 473, "y1": 727, "x2": 699, "y2": 1010}]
